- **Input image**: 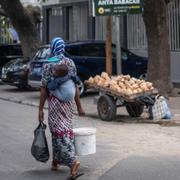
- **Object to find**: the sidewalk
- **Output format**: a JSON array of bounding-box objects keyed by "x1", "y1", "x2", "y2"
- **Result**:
[{"x1": 0, "y1": 83, "x2": 180, "y2": 122}]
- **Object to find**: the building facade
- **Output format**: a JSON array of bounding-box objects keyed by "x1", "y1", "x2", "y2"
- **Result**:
[
  {"x1": 42, "y1": 0, "x2": 180, "y2": 84},
  {"x1": 126, "y1": 0, "x2": 180, "y2": 84},
  {"x1": 42, "y1": 0, "x2": 95, "y2": 43},
  {"x1": 20, "y1": 0, "x2": 40, "y2": 6}
]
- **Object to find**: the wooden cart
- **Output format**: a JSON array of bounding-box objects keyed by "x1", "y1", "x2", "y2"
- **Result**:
[{"x1": 87, "y1": 84, "x2": 158, "y2": 121}]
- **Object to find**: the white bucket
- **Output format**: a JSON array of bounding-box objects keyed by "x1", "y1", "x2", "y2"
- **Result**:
[{"x1": 73, "y1": 127, "x2": 96, "y2": 156}]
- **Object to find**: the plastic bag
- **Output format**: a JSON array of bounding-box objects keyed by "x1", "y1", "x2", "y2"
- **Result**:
[
  {"x1": 136, "y1": 95, "x2": 155, "y2": 106},
  {"x1": 152, "y1": 95, "x2": 172, "y2": 121},
  {"x1": 31, "y1": 122, "x2": 49, "y2": 162}
]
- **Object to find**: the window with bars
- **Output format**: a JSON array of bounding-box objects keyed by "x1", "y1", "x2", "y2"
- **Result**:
[
  {"x1": 0, "y1": 16, "x2": 12, "y2": 44},
  {"x1": 126, "y1": 0, "x2": 180, "y2": 51},
  {"x1": 168, "y1": 0, "x2": 180, "y2": 51},
  {"x1": 51, "y1": 7, "x2": 62, "y2": 16}
]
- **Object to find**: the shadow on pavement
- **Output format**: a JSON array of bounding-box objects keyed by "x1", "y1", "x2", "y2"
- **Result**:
[
  {"x1": 81, "y1": 91, "x2": 98, "y2": 98},
  {"x1": 0, "y1": 166, "x2": 87, "y2": 180},
  {"x1": 2, "y1": 87, "x2": 38, "y2": 93},
  {"x1": 98, "y1": 156, "x2": 180, "y2": 180},
  {"x1": 77, "y1": 112, "x2": 99, "y2": 119},
  {"x1": 20, "y1": 168, "x2": 70, "y2": 180}
]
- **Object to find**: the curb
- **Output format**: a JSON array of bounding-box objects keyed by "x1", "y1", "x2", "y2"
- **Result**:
[
  {"x1": 1, "y1": 95, "x2": 179, "y2": 126},
  {"x1": 0, "y1": 96, "x2": 81, "y2": 117},
  {"x1": 0, "y1": 96, "x2": 48, "y2": 109}
]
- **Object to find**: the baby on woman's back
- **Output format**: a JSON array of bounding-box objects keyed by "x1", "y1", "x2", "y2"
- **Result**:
[{"x1": 47, "y1": 64, "x2": 80, "y2": 102}]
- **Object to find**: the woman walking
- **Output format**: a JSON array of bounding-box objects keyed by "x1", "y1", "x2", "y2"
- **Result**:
[{"x1": 38, "y1": 37, "x2": 85, "y2": 178}]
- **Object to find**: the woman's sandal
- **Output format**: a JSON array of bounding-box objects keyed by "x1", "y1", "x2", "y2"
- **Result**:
[
  {"x1": 51, "y1": 161, "x2": 59, "y2": 171},
  {"x1": 70, "y1": 160, "x2": 84, "y2": 179}
]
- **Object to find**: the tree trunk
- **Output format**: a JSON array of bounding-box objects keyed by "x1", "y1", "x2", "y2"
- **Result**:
[
  {"x1": 0, "y1": 0, "x2": 40, "y2": 58},
  {"x1": 143, "y1": 0, "x2": 172, "y2": 96}
]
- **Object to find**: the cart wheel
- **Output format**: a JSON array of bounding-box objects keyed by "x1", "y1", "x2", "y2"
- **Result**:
[
  {"x1": 97, "y1": 95, "x2": 116, "y2": 121},
  {"x1": 126, "y1": 103, "x2": 144, "y2": 117}
]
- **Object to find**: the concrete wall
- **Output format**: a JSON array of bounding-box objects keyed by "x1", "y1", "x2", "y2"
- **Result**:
[
  {"x1": 20, "y1": 0, "x2": 39, "y2": 6},
  {"x1": 42, "y1": 0, "x2": 88, "y2": 6},
  {"x1": 130, "y1": 49, "x2": 180, "y2": 84},
  {"x1": 171, "y1": 52, "x2": 180, "y2": 83},
  {"x1": 21, "y1": 0, "x2": 38, "y2": 3},
  {"x1": 59, "y1": 0, "x2": 88, "y2": 4},
  {"x1": 42, "y1": 0, "x2": 59, "y2": 6}
]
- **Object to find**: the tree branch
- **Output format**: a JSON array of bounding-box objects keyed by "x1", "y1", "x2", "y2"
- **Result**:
[{"x1": 0, "y1": 0, "x2": 40, "y2": 58}]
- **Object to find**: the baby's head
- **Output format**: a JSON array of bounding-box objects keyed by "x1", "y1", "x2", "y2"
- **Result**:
[{"x1": 52, "y1": 64, "x2": 68, "y2": 77}]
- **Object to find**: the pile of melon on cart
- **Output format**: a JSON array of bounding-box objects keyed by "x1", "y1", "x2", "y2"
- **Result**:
[{"x1": 85, "y1": 72, "x2": 158, "y2": 121}]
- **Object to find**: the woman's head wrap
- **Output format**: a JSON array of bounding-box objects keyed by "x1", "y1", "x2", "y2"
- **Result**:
[{"x1": 50, "y1": 37, "x2": 65, "y2": 56}]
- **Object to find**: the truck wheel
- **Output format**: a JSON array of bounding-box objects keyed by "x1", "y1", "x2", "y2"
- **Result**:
[
  {"x1": 97, "y1": 95, "x2": 116, "y2": 121},
  {"x1": 126, "y1": 103, "x2": 144, "y2": 117}
]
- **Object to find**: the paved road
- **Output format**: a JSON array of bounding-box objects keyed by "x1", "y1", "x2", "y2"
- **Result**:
[
  {"x1": 1, "y1": 98, "x2": 180, "y2": 180},
  {"x1": 98, "y1": 156, "x2": 180, "y2": 180},
  {"x1": 1, "y1": 84, "x2": 180, "y2": 180}
]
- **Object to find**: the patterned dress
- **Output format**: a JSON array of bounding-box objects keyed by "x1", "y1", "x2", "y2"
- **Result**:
[{"x1": 41, "y1": 54, "x2": 77, "y2": 168}]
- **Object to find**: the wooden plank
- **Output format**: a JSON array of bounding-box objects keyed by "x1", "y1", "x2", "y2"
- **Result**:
[{"x1": 86, "y1": 83, "x2": 158, "y2": 101}]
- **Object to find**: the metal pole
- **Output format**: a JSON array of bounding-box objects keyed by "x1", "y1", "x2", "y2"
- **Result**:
[
  {"x1": 106, "y1": 16, "x2": 112, "y2": 76},
  {"x1": 116, "y1": 16, "x2": 122, "y2": 75}
]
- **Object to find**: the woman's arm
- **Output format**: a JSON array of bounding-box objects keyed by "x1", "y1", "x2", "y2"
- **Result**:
[
  {"x1": 38, "y1": 86, "x2": 48, "y2": 122},
  {"x1": 74, "y1": 86, "x2": 85, "y2": 116}
]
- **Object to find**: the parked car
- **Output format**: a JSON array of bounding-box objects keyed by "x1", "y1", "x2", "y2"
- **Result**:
[
  {"x1": 28, "y1": 45, "x2": 51, "y2": 88},
  {"x1": 1, "y1": 58, "x2": 30, "y2": 89},
  {"x1": 0, "y1": 44, "x2": 23, "y2": 78},
  {"x1": 28, "y1": 40, "x2": 148, "y2": 95}
]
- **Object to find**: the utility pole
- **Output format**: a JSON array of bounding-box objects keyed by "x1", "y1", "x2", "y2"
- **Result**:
[
  {"x1": 106, "y1": 16, "x2": 112, "y2": 76},
  {"x1": 115, "y1": 16, "x2": 122, "y2": 75}
]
